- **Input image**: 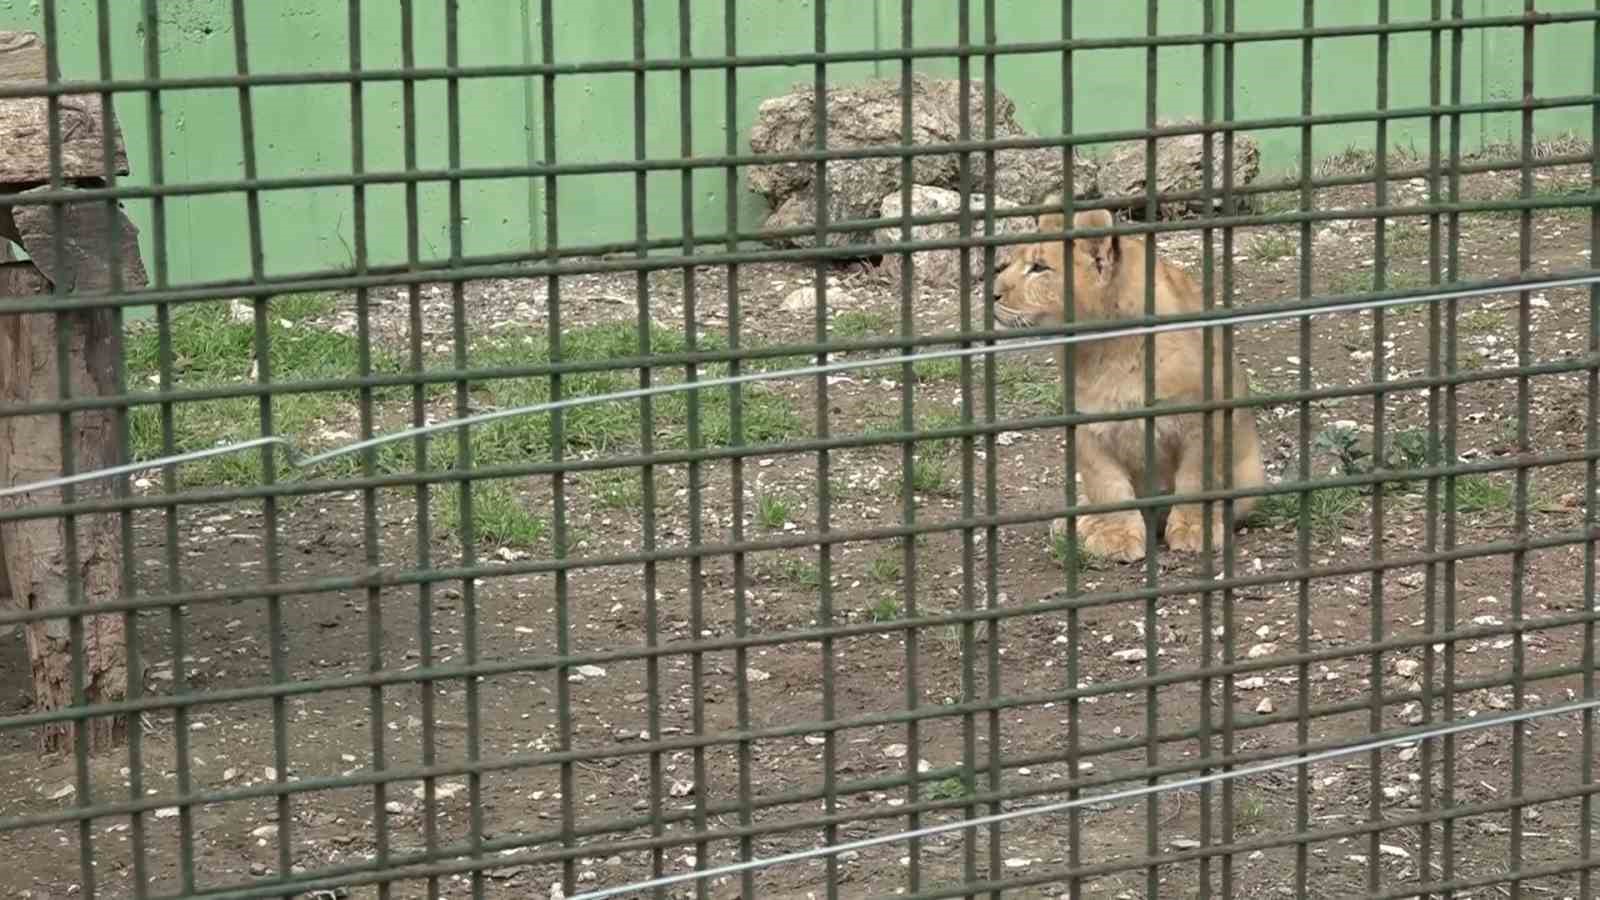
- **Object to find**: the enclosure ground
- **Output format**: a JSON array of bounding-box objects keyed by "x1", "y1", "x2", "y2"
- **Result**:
[{"x1": 2, "y1": 157, "x2": 1599, "y2": 899}]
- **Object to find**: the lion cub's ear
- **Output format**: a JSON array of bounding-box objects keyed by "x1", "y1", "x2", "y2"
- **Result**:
[{"x1": 1071, "y1": 208, "x2": 1118, "y2": 277}]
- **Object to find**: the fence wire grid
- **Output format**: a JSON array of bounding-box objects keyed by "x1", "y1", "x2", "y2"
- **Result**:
[{"x1": 0, "y1": 1, "x2": 1598, "y2": 899}]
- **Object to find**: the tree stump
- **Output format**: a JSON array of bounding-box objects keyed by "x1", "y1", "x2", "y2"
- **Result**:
[
  {"x1": 0, "y1": 262, "x2": 131, "y2": 752},
  {"x1": 0, "y1": 28, "x2": 141, "y2": 754}
]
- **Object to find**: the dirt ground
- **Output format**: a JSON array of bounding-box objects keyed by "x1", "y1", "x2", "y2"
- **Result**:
[{"x1": 2, "y1": 154, "x2": 1599, "y2": 900}]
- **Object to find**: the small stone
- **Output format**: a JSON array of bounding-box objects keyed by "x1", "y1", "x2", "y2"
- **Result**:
[
  {"x1": 249, "y1": 863, "x2": 270, "y2": 877},
  {"x1": 1255, "y1": 697, "x2": 1275, "y2": 715},
  {"x1": 883, "y1": 743, "x2": 909, "y2": 759},
  {"x1": 153, "y1": 807, "x2": 179, "y2": 819},
  {"x1": 1394, "y1": 658, "x2": 1421, "y2": 678},
  {"x1": 1247, "y1": 642, "x2": 1278, "y2": 659},
  {"x1": 782, "y1": 286, "x2": 834, "y2": 313},
  {"x1": 574, "y1": 664, "x2": 606, "y2": 679},
  {"x1": 1379, "y1": 843, "x2": 1411, "y2": 860},
  {"x1": 251, "y1": 824, "x2": 277, "y2": 838},
  {"x1": 747, "y1": 667, "x2": 771, "y2": 683},
  {"x1": 1170, "y1": 838, "x2": 1202, "y2": 850},
  {"x1": 1111, "y1": 648, "x2": 1147, "y2": 663}
]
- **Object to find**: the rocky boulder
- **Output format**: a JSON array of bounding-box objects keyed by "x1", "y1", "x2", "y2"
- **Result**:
[
  {"x1": 1095, "y1": 121, "x2": 1261, "y2": 219},
  {"x1": 747, "y1": 74, "x2": 1099, "y2": 249},
  {"x1": 873, "y1": 186, "x2": 1036, "y2": 292}
]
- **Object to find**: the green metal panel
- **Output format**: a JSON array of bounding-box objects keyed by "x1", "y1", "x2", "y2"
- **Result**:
[
  {"x1": 0, "y1": 0, "x2": 536, "y2": 287},
  {"x1": 0, "y1": 0, "x2": 1595, "y2": 286},
  {"x1": 1482, "y1": 0, "x2": 1594, "y2": 147},
  {"x1": 538, "y1": 0, "x2": 880, "y2": 255}
]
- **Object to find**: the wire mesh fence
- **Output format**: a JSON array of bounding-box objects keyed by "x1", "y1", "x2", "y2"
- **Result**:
[{"x1": 0, "y1": 1, "x2": 1597, "y2": 898}]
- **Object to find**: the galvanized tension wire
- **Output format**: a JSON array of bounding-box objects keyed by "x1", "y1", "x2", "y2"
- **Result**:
[{"x1": 2, "y1": 270, "x2": 1597, "y2": 503}]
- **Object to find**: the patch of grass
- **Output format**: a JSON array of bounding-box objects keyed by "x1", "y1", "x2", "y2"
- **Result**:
[
  {"x1": 996, "y1": 360, "x2": 1062, "y2": 412},
  {"x1": 124, "y1": 293, "x2": 412, "y2": 487},
  {"x1": 1455, "y1": 475, "x2": 1515, "y2": 514},
  {"x1": 1460, "y1": 307, "x2": 1506, "y2": 336},
  {"x1": 1234, "y1": 791, "x2": 1268, "y2": 832},
  {"x1": 919, "y1": 411, "x2": 965, "y2": 454},
  {"x1": 927, "y1": 776, "x2": 975, "y2": 802},
  {"x1": 911, "y1": 357, "x2": 964, "y2": 383},
  {"x1": 1246, "y1": 231, "x2": 1297, "y2": 262},
  {"x1": 1386, "y1": 428, "x2": 1431, "y2": 472},
  {"x1": 464, "y1": 322, "x2": 806, "y2": 461},
  {"x1": 756, "y1": 493, "x2": 792, "y2": 529},
  {"x1": 1249, "y1": 485, "x2": 1365, "y2": 539},
  {"x1": 868, "y1": 554, "x2": 902, "y2": 585},
  {"x1": 1384, "y1": 220, "x2": 1432, "y2": 258},
  {"x1": 779, "y1": 557, "x2": 822, "y2": 589},
  {"x1": 1051, "y1": 529, "x2": 1085, "y2": 575},
  {"x1": 1327, "y1": 268, "x2": 1431, "y2": 301},
  {"x1": 831, "y1": 309, "x2": 894, "y2": 340},
  {"x1": 1316, "y1": 146, "x2": 1377, "y2": 177},
  {"x1": 1253, "y1": 190, "x2": 1302, "y2": 216},
  {"x1": 868, "y1": 595, "x2": 903, "y2": 622},
  {"x1": 906, "y1": 456, "x2": 954, "y2": 497},
  {"x1": 434, "y1": 479, "x2": 547, "y2": 550},
  {"x1": 585, "y1": 469, "x2": 645, "y2": 510},
  {"x1": 125, "y1": 310, "x2": 806, "y2": 489}
]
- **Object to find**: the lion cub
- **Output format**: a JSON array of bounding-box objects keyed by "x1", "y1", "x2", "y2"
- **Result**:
[{"x1": 991, "y1": 207, "x2": 1266, "y2": 562}]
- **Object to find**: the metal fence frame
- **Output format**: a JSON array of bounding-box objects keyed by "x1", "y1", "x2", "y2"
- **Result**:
[{"x1": 0, "y1": 1, "x2": 1597, "y2": 898}]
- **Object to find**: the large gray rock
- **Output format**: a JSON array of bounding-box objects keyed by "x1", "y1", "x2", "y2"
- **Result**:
[
  {"x1": 1096, "y1": 121, "x2": 1260, "y2": 219},
  {"x1": 873, "y1": 186, "x2": 1035, "y2": 292},
  {"x1": 747, "y1": 74, "x2": 1099, "y2": 249}
]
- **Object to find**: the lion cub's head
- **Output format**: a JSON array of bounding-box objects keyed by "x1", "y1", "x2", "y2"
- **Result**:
[{"x1": 991, "y1": 207, "x2": 1120, "y2": 328}]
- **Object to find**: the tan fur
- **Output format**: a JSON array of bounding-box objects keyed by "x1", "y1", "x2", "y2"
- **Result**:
[{"x1": 991, "y1": 206, "x2": 1267, "y2": 562}]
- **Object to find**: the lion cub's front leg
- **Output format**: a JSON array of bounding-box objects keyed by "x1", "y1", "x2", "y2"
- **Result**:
[
  {"x1": 1164, "y1": 411, "x2": 1233, "y2": 555},
  {"x1": 1050, "y1": 428, "x2": 1147, "y2": 563}
]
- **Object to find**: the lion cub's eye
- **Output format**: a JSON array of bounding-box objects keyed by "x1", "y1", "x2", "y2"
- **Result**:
[{"x1": 1027, "y1": 261, "x2": 1051, "y2": 274}]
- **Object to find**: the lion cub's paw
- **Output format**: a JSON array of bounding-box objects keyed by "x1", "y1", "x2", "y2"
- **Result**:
[
  {"x1": 1076, "y1": 514, "x2": 1147, "y2": 564},
  {"x1": 1164, "y1": 508, "x2": 1224, "y2": 555}
]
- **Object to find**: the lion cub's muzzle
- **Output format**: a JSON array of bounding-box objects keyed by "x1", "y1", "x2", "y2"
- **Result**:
[{"x1": 991, "y1": 300, "x2": 1038, "y2": 330}]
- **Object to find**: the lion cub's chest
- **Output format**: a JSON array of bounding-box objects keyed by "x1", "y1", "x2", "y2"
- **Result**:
[{"x1": 1071, "y1": 350, "x2": 1190, "y2": 484}]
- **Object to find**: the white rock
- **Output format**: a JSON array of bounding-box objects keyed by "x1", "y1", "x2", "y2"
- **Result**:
[{"x1": 1247, "y1": 642, "x2": 1278, "y2": 659}]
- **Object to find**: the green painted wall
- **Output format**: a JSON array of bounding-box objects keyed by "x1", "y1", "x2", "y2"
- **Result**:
[{"x1": 1, "y1": 0, "x2": 1593, "y2": 291}]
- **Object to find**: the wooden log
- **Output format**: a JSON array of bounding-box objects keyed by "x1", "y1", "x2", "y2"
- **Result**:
[
  {"x1": 0, "y1": 31, "x2": 128, "y2": 188},
  {"x1": 11, "y1": 186, "x2": 148, "y2": 293},
  {"x1": 0, "y1": 260, "x2": 128, "y2": 753}
]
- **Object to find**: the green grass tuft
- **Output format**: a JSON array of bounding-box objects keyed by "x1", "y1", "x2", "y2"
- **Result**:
[
  {"x1": 124, "y1": 309, "x2": 805, "y2": 489},
  {"x1": 434, "y1": 479, "x2": 548, "y2": 549}
]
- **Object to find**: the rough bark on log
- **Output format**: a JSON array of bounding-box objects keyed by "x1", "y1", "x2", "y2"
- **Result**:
[
  {"x1": 0, "y1": 261, "x2": 128, "y2": 753},
  {"x1": 0, "y1": 31, "x2": 128, "y2": 187},
  {"x1": 11, "y1": 187, "x2": 149, "y2": 293}
]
